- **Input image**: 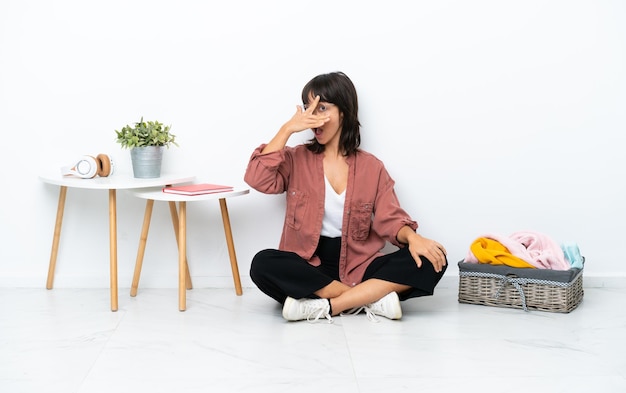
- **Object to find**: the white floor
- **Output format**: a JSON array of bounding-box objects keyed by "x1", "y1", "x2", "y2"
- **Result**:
[{"x1": 1, "y1": 282, "x2": 625, "y2": 393}]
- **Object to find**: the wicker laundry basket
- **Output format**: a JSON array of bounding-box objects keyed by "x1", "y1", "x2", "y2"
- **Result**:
[{"x1": 457, "y1": 260, "x2": 584, "y2": 313}]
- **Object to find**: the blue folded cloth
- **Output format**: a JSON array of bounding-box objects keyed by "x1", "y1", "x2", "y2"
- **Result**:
[{"x1": 561, "y1": 242, "x2": 584, "y2": 269}]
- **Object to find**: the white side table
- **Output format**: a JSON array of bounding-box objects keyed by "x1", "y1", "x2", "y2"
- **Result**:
[
  {"x1": 39, "y1": 172, "x2": 196, "y2": 311},
  {"x1": 128, "y1": 186, "x2": 250, "y2": 311}
]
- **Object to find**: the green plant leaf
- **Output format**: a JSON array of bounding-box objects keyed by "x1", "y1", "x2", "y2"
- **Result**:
[{"x1": 115, "y1": 117, "x2": 178, "y2": 149}]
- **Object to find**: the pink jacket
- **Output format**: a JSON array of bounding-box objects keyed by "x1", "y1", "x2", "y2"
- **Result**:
[
  {"x1": 465, "y1": 231, "x2": 570, "y2": 270},
  {"x1": 244, "y1": 144, "x2": 418, "y2": 286}
]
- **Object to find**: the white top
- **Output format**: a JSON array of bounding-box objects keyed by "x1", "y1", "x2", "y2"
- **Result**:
[
  {"x1": 321, "y1": 176, "x2": 345, "y2": 238},
  {"x1": 129, "y1": 185, "x2": 250, "y2": 201},
  {"x1": 38, "y1": 171, "x2": 196, "y2": 190}
]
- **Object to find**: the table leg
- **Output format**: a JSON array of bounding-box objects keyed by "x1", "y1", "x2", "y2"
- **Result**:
[
  {"x1": 46, "y1": 186, "x2": 67, "y2": 289},
  {"x1": 219, "y1": 198, "x2": 243, "y2": 296},
  {"x1": 168, "y1": 202, "x2": 193, "y2": 289},
  {"x1": 178, "y1": 201, "x2": 187, "y2": 311},
  {"x1": 109, "y1": 189, "x2": 118, "y2": 312},
  {"x1": 131, "y1": 199, "x2": 154, "y2": 297}
]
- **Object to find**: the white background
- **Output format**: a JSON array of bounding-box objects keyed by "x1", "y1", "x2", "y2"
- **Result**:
[{"x1": 1, "y1": 0, "x2": 624, "y2": 289}]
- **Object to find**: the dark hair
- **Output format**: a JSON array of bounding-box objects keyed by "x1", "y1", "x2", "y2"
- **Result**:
[{"x1": 301, "y1": 71, "x2": 361, "y2": 155}]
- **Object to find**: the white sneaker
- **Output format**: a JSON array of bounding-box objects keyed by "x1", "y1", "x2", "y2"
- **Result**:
[
  {"x1": 282, "y1": 297, "x2": 333, "y2": 323},
  {"x1": 340, "y1": 292, "x2": 402, "y2": 322},
  {"x1": 368, "y1": 291, "x2": 402, "y2": 320}
]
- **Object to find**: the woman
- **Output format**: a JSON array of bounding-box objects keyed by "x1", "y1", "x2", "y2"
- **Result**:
[{"x1": 244, "y1": 71, "x2": 447, "y2": 323}]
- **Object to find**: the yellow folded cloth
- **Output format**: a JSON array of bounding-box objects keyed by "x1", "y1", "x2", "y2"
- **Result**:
[{"x1": 470, "y1": 237, "x2": 536, "y2": 268}]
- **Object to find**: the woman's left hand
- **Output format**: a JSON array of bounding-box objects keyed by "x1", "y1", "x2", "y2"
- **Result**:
[{"x1": 399, "y1": 227, "x2": 447, "y2": 273}]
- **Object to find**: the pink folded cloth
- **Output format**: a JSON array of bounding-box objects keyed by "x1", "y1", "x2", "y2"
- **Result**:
[{"x1": 465, "y1": 231, "x2": 570, "y2": 270}]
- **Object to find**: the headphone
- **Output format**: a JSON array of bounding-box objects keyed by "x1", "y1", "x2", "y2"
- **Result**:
[{"x1": 61, "y1": 154, "x2": 114, "y2": 179}]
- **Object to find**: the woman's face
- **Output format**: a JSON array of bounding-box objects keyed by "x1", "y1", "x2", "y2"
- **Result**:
[{"x1": 306, "y1": 93, "x2": 343, "y2": 148}]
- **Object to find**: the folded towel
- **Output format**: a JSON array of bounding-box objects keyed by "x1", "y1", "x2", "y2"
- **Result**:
[
  {"x1": 468, "y1": 237, "x2": 536, "y2": 268},
  {"x1": 465, "y1": 231, "x2": 570, "y2": 270}
]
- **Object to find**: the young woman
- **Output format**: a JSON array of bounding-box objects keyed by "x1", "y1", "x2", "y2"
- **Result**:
[{"x1": 244, "y1": 71, "x2": 447, "y2": 323}]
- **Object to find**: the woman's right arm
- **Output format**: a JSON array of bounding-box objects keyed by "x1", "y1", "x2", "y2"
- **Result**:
[
  {"x1": 261, "y1": 95, "x2": 330, "y2": 154},
  {"x1": 245, "y1": 95, "x2": 330, "y2": 193},
  {"x1": 243, "y1": 145, "x2": 288, "y2": 194}
]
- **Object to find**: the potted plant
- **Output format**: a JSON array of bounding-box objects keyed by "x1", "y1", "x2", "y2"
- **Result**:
[{"x1": 115, "y1": 117, "x2": 178, "y2": 178}]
